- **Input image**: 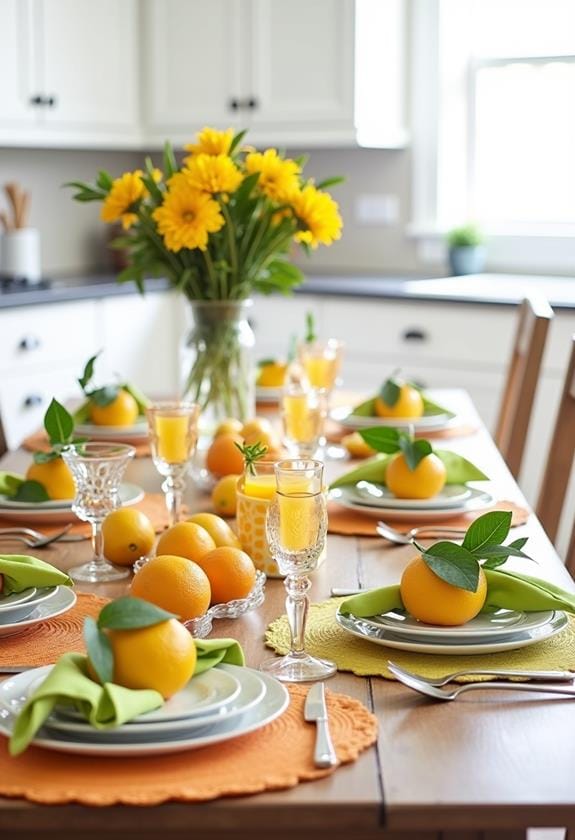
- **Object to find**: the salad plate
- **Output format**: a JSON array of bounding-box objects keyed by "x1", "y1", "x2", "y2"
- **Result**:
[
  {"x1": 0, "y1": 586, "x2": 59, "y2": 624},
  {"x1": 0, "y1": 588, "x2": 37, "y2": 610},
  {"x1": 335, "y1": 610, "x2": 569, "y2": 655},
  {"x1": 330, "y1": 486, "x2": 494, "y2": 521},
  {"x1": 345, "y1": 482, "x2": 472, "y2": 510},
  {"x1": 0, "y1": 664, "x2": 288, "y2": 756},
  {"x1": 356, "y1": 608, "x2": 558, "y2": 640},
  {"x1": 255, "y1": 386, "x2": 282, "y2": 403},
  {"x1": 74, "y1": 420, "x2": 148, "y2": 441},
  {"x1": 0, "y1": 483, "x2": 144, "y2": 524},
  {"x1": 331, "y1": 405, "x2": 456, "y2": 432},
  {"x1": 0, "y1": 586, "x2": 77, "y2": 638}
]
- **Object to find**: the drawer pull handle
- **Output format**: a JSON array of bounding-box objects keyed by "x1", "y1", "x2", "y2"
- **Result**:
[
  {"x1": 402, "y1": 328, "x2": 428, "y2": 342},
  {"x1": 23, "y1": 394, "x2": 43, "y2": 409},
  {"x1": 18, "y1": 336, "x2": 41, "y2": 351}
]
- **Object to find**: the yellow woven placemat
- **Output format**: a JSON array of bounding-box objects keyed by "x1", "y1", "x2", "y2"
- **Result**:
[{"x1": 265, "y1": 598, "x2": 575, "y2": 681}]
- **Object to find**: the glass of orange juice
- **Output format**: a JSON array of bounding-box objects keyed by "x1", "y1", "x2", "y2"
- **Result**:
[
  {"x1": 261, "y1": 459, "x2": 335, "y2": 683},
  {"x1": 236, "y1": 459, "x2": 280, "y2": 577},
  {"x1": 146, "y1": 401, "x2": 200, "y2": 526},
  {"x1": 280, "y1": 386, "x2": 324, "y2": 458}
]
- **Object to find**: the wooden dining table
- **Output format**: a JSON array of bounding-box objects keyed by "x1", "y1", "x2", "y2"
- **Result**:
[{"x1": 1, "y1": 389, "x2": 574, "y2": 840}]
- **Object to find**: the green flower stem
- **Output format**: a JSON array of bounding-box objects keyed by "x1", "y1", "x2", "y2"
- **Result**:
[
  {"x1": 202, "y1": 249, "x2": 218, "y2": 299},
  {"x1": 220, "y1": 202, "x2": 238, "y2": 291}
]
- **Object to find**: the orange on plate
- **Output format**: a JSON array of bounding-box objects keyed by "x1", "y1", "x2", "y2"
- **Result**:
[
  {"x1": 374, "y1": 384, "x2": 424, "y2": 419},
  {"x1": 130, "y1": 554, "x2": 211, "y2": 620},
  {"x1": 386, "y1": 452, "x2": 446, "y2": 500},
  {"x1": 25, "y1": 457, "x2": 76, "y2": 501},
  {"x1": 195, "y1": 546, "x2": 256, "y2": 604},
  {"x1": 89, "y1": 388, "x2": 139, "y2": 426},
  {"x1": 155, "y1": 521, "x2": 216, "y2": 563},
  {"x1": 400, "y1": 555, "x2": 487, "y2": 626}
]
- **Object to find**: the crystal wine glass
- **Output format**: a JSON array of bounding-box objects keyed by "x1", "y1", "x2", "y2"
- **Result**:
[
  {"x1": 280, "y1": 384, "x2": 324, "y2": 458},
  {"x1": 261, "y1": 459, "x2": 335, "y2": 682},
  {"x1": 61, "y1": 442, "x2": 136, "y2": 583},
  {"x1": 299, "y1": 338, "x2": 345, "y2": 459},
  {"x1": 146, "y1": 401, "x2": 200, "y2": 526}
]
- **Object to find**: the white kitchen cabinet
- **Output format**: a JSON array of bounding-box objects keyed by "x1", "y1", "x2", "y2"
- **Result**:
[
  {"x1": 0, "y1": 0, "x2": 140, "y2": 148},
  {"x1": 143, "y1": 0, "x2": 406, "y2": 149}
]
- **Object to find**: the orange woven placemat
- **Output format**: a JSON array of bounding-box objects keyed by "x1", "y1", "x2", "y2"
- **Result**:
[
  {"x1": 0, "y1": 686, "x2": 377, "y2": 806},
  {"x1": 328, "y1": 499, "x2": 530, "y2": 537},
  {"x1": 0, "y1": 593, "x2": 108, "y2": 668},
  {"x1": 22, "y1": 429, "x2": 151, "y2": 458}
]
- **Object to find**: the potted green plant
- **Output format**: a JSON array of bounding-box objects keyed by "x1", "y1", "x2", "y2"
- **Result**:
[{"x1": 446, "y1": 224, "x2": 486, "y2": 276}]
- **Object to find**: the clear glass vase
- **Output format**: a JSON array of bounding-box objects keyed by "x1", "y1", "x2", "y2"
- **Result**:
[{"x1": 180, "y1": 299, "x2": 256, "y2": 431}]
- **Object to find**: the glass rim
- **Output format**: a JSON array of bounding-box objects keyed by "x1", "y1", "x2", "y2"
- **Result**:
[
  {"x1": 145, "y1": 401, "x2": 200, "y2": 416},
  {"x1": 61, "y1": 442, "x2": 136, "y2": 460},
  {"x1": 185, "y1": 298, "x2": 253, "y2": 308},
  {"x1": 274, "y1": 458, "x2": 324, "y2": 474}
]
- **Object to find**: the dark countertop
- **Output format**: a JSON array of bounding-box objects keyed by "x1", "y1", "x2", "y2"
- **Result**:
[{"x1": 1, "y1": 271, "x2": 574, "y2": 310}]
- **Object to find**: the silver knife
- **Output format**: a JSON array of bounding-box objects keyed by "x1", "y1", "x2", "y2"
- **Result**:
[{"x1": 304, "y1": 683, "x2": 338, "y2": 768}]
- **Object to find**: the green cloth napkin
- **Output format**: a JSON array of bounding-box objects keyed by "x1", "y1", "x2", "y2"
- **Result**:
[
  {"x1": 0, "y1": 471, "x2": 24, "y2": 496},
  {"x1": 352, "y1": 394, "x2": 455, "y2": 418},
  {"x1": 330, "y1": 449, "x2": 488, "y2": 490},
  {"x1": 339, "y1": 568, "x2": 575, "y2": 619},
  {"x1": 10, "y1": 636, "x2": 246, "y2": 756},
  {"x1": 0, "y1": 554, "x2": 73, "y2": 594}
]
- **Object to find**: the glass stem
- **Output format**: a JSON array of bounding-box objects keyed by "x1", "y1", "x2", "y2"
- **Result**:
[
  {"x1": 284, "y1": 574, "x2": 311, "y2": 658},
  {"x1": 91, "y1": 520, "x2": 105, "y2": 567},
  {"x1": 162, "y1": 474, "x2": 186, "y2": 526}
]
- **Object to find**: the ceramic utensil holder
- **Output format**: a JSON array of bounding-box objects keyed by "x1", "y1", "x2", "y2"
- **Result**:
[{"x1": 0, "y1": 228, "x2": 41, "y2": 283}]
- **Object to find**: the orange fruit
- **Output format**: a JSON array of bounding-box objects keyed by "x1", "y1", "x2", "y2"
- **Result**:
[
  {"x1": 205, "y1": 433, "x2": 244, "y2": 478},
  {"x1": 375, "y1": 384, "x2": 424, "y2": 419},
  {"x1": 256, "y1": 361, "x2": 287, "y2": 388},
  {"x1": 26, "y1": 457, "x2": 76, "y2": 500},
  {"x1": 211, "y1": 474, "x2": 240, "y2": 517},
  {"x1": 106, "y1": 618, "x2": 197, "y2": 699},
  {"x1": 400, "y1": 555, "x2": 487, "y2": 626},
  {"x1": 89, "y1": 388, "x2": 139, "y2": 427},
  {"x1": 241, "y1": 417, "x2": 273, "y2": 440},
  {"x1": 242, "y1": 426, "x2": 281, "y2": 451},
  {"x1": 130, "y1": 554, "x2": 211, "y2": 619},
  {"x1": 386, "y1": 452, "x2": 446, "y2": 499},
  {"x1": 101, "y1": 508, "x2": 155, "y2": 566},
  {"x1": 155, "y1": 522, "x2": 216, "y2": 563},
  {"x1": 341, "y1": 432, "x2": 375, "y2": 459},
  {"x1": 186, "y1": 512, "x2": 241, "y2": 548},
  {"x1": 214, "y1": 418, "x2": 243, "y2": 437},
  {"x1": 195, "y1": 546, "x2": 256, "y2": 604}
]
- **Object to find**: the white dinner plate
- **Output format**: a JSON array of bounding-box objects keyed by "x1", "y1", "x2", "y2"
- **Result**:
[
  {"x1": 0, "y1": 586, "x2": 76, "y2": 638},
  {"x1": 329, "y1": 486, "x2": 494, "y2": 521},
  {"x1": 255, "y1": 386, "x2": 282, "y2": 403},
  {"x1": 331, "y1": 405, "x2": 456, "y2": 432},
  {"x1": 46, "y1": 667, "x2": 267, "y2": 739},
  {"x1": 57, "y1": 666, "x2": 242, "y2": 725},
  {"x1": 0, "y1": 588, "x2": 37, "y2": 610},
  {"x1": 345, "y1": 482, "x2": 472, "y2": 510},
  {"x1": 0, "y1": 483, "x2": 144, "y2": 525},
  {"x1": 0, "y1": 586, "x2": 59, "y2": 624},
  {"x1": 0, "y1": 664, "x2": 289, "y2": 756},
  {"x1": 357, "y1": 608, "x2": 557, "y2": 640},
  {"x1": 335, "y1": 610, "x2": 569, "y2": 655},
  {"x1": 74, "y1": 420, "x2": 148, "y2": 441}
]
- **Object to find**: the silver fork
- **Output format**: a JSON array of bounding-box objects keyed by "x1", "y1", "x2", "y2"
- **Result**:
[
  {"x1": 387, "y1": 660, "x2": 575, "y2": 688},
  {"x1": 0, "y1": 525, "x2": 80, "y2": 549},
  {"x1": 0, "y1": 526, "x2": 84, "y2": 543},
  {"x1": 387, "y1": 661, "x2": 575, "y2": 701},
  {"x1": 376, "y1": 521, "x2": 467, "y2": 545}
]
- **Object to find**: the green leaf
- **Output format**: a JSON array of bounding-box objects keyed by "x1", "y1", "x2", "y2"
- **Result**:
[
  {"x1": 89, "y1": 385, "x2": 120, "y2": 407},
  {"x1": 12, "y1": 480, "x2": 50, "y2": 502},
  {"x1": 509, "y1": 536, "x2": 529, "y2": 551},
  {"x1": 358, "y1": 427, "x2": 401, "y2": 453},
  {"x1": 230, "y1": 129, "x2": 247, "y2": 155},
  {"x1": 305, "y1": 311, "x2": 317, "y2": 344},
  {"x1": 163, "y1": 140, "x2": 177, "y2": 179},
  {"x1": 0, "y1": 471, "x2": 24, "y2": 496},
  {"x1": 78, "y1": 352, "x2": 99, "y2": 392},
  {"x1": 257, "y1": 357, "x2": 278, "y2": 367},
  {"x1": 352, "y1": 397, "x2": 377, "y2": 417},
  {"x1": 462, "y1": 510, "x2": 512, "y2": 553},
  {"x1": 316, "y1": 176, "x2": 345, "y2": 190},
  {"x1": 482, "y1": 556, "x2": 509, "y2": 570},
  {"x1": 33, "y1": 449, "x2": 62, "y2": 464},
  {"x1": 97, "y1": 596, "x2": 178, "y2": 629},
  {"x1": 399, "y1": 437, "x2": 433, "y2": 471},
  {"x1": 380, "y1": 377, "x2": 401, "y2": 407},
  {"x1": 421, "y1": 542, "x2": 481, "y2": 592},
  {"x1": 96, "y1": 170, "x2": 114, "y2": 191},
  {"x1": 478, "y1": 544, "x2": 534, "y2": 561},
  {"x1": 44, "y1": 398, "x2": 74, "y2": 445},
  {"x1": 72, "y1": 400, "x2": 92, "y2": 424},
  {"x1": 84, "y1": 617, "x2": 114, "y2": 684}
]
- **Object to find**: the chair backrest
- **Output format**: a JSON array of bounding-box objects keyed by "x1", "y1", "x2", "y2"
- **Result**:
[
  {"x1": 0, "y1": 411, "x2": 7, "y2": 458},
  {"x1": 536, "y1": 335, "x2": 575, "y2": 574},
  {"x1": 494, "y1": 297, "x2": 553, "y2": 478}
]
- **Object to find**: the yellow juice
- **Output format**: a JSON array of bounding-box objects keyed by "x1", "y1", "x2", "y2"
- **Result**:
[
  {"x1": 155, "y1": 415, "x2": 192, "y2": 463},
  {"x1": 243, "y1": 473, "x2": 277, "y2": 500},
  {"x1": 278, "y1": 492, "x2": 318, "y2": 551},
  {"x1": 283, "y1": 393, "x2": 321, "y2": 443},
  {"x1": 304, "y1": 356, "x2": 337, "y2": 390}
]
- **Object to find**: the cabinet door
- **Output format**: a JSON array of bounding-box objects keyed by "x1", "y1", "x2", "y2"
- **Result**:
[
  {"x1": 143, "y1": 0, "x2": 241, "y2": 142},
  {"x1": 39, "y1": 0, "x2": 139, "y2": 137},
  {"x1": 247, "y1": 0, "x2": 355, "y2": 143},
  {"x1": 0, "y1": 0, "x2": 36, "y2": 127}
]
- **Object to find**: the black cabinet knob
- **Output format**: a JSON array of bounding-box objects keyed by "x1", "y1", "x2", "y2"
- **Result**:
[
  {"x1": 229, "y1": 98, "x2": 239, "y2": 110},
  {"x1": 18, "y1": 336, "x2": 41, "y2": 352},
  {"x1": 23, "y1": 394, "x2": 43, "y2": 409},
  {"x1": 247, "y1": 97, "x2": 258, "y2": 109},
  {"x1": 29, "y1": 94, "x2": 44, "y2": 106},
  {"x1": 402, "y1": 328, "x2": 428, "y2": 342},
  {"x1": 46, "y1": 95, "x2": 57, "y2": 107}
]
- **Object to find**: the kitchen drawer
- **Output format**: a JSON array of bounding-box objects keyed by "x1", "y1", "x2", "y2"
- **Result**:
[
  {"x1": 0, "y1": 301, "x2": 98, "y2": 374},
  {"x1": 0, "y1": 367, "x2": 81, "y2": 450},
  {"x1": 251, "y1": 295, "x2": 325, "y2": 356},
  {"x1": 323, "y1": 299, "x2": 516, "y2": 369}
]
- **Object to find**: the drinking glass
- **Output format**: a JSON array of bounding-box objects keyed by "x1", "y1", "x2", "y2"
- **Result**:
[
  {"x1": 146, "y1": 401, "x2": 200, "y2": 527},
  {"x1": 280, "y1": 386, "x2": 325, "y2": 458},
  {"x1": 61, "y1": 442, "x2": 136, "y2": 583},
  {"x1": 261, "y1": 459, "x2": 335, "y2": 682},
  {"x1": 299, "y1": 338, "x2": 345, "y2": 459}
]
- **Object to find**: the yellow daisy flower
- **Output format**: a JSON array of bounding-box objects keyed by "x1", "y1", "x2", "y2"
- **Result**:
[
  {"x1": 184, "y1": 127, "x2": 235, "y2": 158},
  {"x1": 182, "y1": 154, "x2": 243, "y2": 195},
  {"x1": 100, "y1": 170, "x2": 146, "y2": 230},
  {"x1": 291, "y1": 185, "x2": 343, "y2": 248},
  {"x1": 245, "y1": 149, "x2": 301, "y2": 203},
  {"x1": 152, "y1": 176, "x2": 224, "y2": 252}
]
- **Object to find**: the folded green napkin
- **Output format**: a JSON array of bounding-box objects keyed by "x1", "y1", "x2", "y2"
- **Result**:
[
  {"x1": 10, "y1": 636, "x2": 246, "y2": 756},
  {"x1": 0, "y1": 554, "x2": 73, "y2": 595},
  {"x1": 0, "y1": 471, "x2": 24, "y2": 496},
  {"x1": 339, "y1": 568, "x2": 575, "y2": 619},
  {"x1": 352, "y1": 394, "x2": 455, "y2": 418},
  {"x1": 330, "y1": 449, "x2": 488, "y2": 490}
]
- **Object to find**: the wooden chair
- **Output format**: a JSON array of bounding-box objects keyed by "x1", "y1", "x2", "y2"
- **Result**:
[
  {"x1": 0, "y1": 411, "x2": 7, "y2": 458},
  {"x1": 536, "y1": 335, "x2": 575, "y2": 575},
  {"x1": 494, "y1": 296, "x2": 554, "y2": 478}
]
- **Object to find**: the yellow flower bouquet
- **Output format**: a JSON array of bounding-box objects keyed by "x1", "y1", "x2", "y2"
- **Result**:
[{"x1": 68, "y1": 127, "x2": 342, "y2": 422}]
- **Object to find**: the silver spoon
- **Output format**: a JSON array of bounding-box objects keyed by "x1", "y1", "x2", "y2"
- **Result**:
[
  {"x1": 387, "y1": 661, "x2": 575, "y2": 701},
  {"x1": 387, "y1": 660, "x2": 575, "y2": 688},
  {"x1": 376, "y1": 521, "x2": 467, "y2": 545}
]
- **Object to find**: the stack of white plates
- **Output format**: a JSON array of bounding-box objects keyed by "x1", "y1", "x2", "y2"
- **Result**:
[
  {"x1": 330, "y1": 405, "x2": 457, "y2": 432},
  {"x1": 0, "y1": 483, "x2": 144, "y2": 525},
  {"x1": 0, "y1": 663, "x2": 289, "y2": 756},
  {"x1": 0, "y1": 586, "x2": 77, "y2": 637},
  {"x1": 74, "y1": 421, "x2": 149, "y2": 441},
  {"x1": 336, "y1": 607, "x2": 569, "y2": 655},
  {"x1": 330, "y1": 482, "x2": 494, "y2": 521}
]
